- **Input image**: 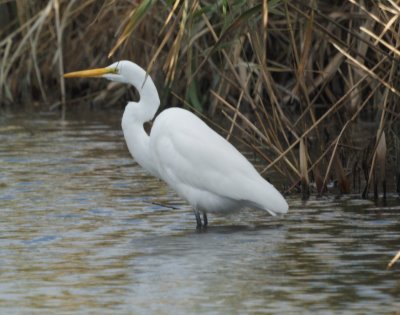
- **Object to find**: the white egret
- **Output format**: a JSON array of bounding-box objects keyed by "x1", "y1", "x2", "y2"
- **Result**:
[{"x1": 64, "y1": 60, "x2": 288, "y2": 228}]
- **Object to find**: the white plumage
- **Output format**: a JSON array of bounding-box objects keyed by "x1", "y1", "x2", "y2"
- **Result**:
[{"x1": 64, "y1": 60, "x2": 289, "y2": 228}]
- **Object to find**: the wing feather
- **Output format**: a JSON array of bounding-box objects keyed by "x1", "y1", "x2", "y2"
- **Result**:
[{"x1": 150, "y1": 108, "x2": 288, "y2": 214}]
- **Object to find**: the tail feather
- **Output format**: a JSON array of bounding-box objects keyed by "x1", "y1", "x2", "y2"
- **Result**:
[
  {"x1": 234, "y1": 175, "x2": 288, "y2": 215},
  {"x1": 247, "y1": 180, "x2": 289, "y2": 215}
]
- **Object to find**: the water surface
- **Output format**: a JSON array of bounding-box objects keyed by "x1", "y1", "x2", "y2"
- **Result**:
[{"x1": 0, "y1": 111, "x2": 399, "y2": 314}]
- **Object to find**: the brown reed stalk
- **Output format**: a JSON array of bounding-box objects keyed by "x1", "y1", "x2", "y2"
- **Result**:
[
  {"x1": 3, "y1": 0, "x2": 400, "y2": 196},
  {"x1": 53, "y1": 0, "x2": 66, "y2": 120},
  {"x1": 388, "y1": 250, "x2": 400, "y2": 269}
]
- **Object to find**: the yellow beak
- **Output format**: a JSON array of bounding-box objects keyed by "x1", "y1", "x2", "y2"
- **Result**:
[{"x1": 63, "y1": 67, "x2": 118, "y2": 78}]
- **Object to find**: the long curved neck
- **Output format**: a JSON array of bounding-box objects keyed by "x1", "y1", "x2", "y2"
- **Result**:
[
  {"x1": 122, "y1": 108, "x2": 159, "y2": 177},
  {"x1": 126, "y1": 64, "x2": 160, "y2": 122},
  {"x1": 121, "y1": 66, "x2": 160, "y2": 177}
]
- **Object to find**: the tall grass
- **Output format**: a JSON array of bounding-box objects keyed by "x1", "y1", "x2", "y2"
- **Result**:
[{"x1": 1, "y1": 0, "x2": 399, "y2": 196}]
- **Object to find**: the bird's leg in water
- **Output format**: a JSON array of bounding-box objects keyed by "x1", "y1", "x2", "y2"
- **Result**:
[
  {"x1": 194, "y1": 211, "x2": 202, "y2": 229},
  {"x1": 203, "y1": 213, "x2": 208, "y2": 227}
]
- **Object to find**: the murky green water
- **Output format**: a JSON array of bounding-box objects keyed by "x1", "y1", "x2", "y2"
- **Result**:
[{"x1": 1, "y1": 111, "x2": 399, "y2": 314}]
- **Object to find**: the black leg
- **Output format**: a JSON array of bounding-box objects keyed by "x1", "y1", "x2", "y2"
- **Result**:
[
  {"x1": 194, "y1": 211, "x2": 202, "y2": 229},
  {"x1": 203, "y1": 213, "x2": 208, "y2": 227}
]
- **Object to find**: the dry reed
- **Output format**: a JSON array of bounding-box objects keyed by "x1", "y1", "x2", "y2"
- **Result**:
[{"x1": 1, "y1": 0, "x2": 399, "y2": 196}]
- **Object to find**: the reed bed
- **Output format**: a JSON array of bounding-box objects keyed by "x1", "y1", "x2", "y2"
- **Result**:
[{"x1": 1, "y1": 0, "x2": 399, "y2": 196}]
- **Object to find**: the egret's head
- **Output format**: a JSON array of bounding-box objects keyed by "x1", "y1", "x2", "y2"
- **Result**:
[
  {"x1": 64, "y1": 60, "x2": 158, "y2": 108},
  {"x1": 102, "y1": 61, "x2": 130, "y2": 83}
]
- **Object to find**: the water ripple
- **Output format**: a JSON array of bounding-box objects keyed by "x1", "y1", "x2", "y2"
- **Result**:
[{"x1": 0, "y1": 112, "x2": 399, "y2": 314}]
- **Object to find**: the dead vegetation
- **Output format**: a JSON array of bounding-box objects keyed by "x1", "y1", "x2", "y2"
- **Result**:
[{"x1": 1, "y1": 0, "x2": 399, "y2": 196}]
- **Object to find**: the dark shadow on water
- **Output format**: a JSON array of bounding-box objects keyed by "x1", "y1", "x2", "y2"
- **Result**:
[{"x1": 189, "y1": 222, "x2": 285, "y2": 235}]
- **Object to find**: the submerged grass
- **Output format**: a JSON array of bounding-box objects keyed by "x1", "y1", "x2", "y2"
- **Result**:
[{"x1": 1, "y1": 0, "x2": 400, "y2": 197}]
